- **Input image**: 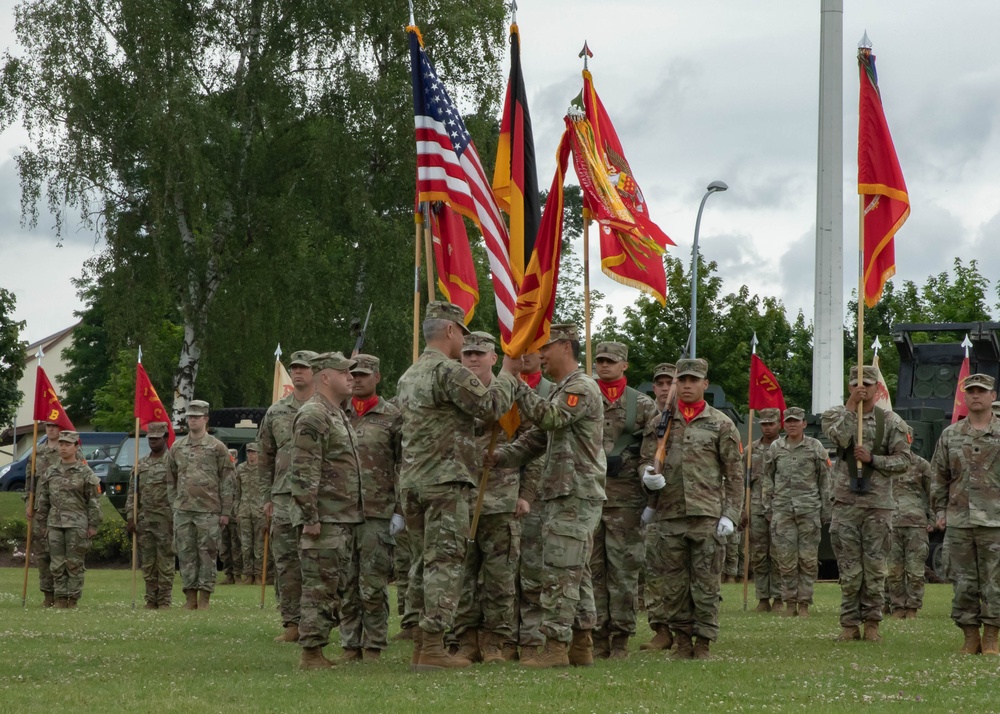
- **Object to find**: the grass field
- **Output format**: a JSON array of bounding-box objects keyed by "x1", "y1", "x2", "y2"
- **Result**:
[{"x1": 2, "y1": 570, "x2": 1000, "y2": 714}]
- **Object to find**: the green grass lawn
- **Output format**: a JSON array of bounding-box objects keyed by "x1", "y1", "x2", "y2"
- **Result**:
[{"x1": 2, "y1": 569, "x2": 1000, "y2": 713}]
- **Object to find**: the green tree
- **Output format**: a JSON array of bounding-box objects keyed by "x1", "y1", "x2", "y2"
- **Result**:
[{"x1": 0, "y1": 288, "x2": 28, "y2": 429}]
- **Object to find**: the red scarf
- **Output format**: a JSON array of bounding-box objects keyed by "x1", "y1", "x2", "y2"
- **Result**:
[
  {"x1": 679, "y1": 399, "x2": 707, "y2": 423},
  {"x1": 351, "y1": 395, "x2": 380, "y2": 418},
  {"x1": 520, "y1": 371, "x2": 543, "y2": 389},
  {"x1": 598, "y1": 377, "x2": 628, "y2": 403}
]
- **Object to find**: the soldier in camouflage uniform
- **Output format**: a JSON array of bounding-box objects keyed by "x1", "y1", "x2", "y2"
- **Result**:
[
  {"x1": 640, "y1": 358, "x2": 743, "y2": 660},
  {"x1": 34, "y1": 431, "x2": 102, "y2": 608},
  {"x1": 25, "y1": 421, "x2": 63, "y2": 607},
  {"x1": 258, "y1": 350, "x2": 318, "y2": 642},
  {"x1": 590, "y1": 342, "x2": 658, "y2": 659},
  {"x1": 397, "y1": 302, "x2": 517, "y2": 671},
  {"x1": 219, "y1": 449, "x2": 243, "y2": 584},
  {"x1": 822, "y1": 365, "x2": 911, "y2": 643},
  {"x1": 888, "y1": 449, "x2": 932, "y2": 619},
  {"x1": 452, "y1": 332, "x2": 527, "y2": 664},
  {"x1": 125, "y1": 422, "x2": 175, "y2": 608},
  {"x1": 762, "y1": 407, "x2": 832, "y2": 617},
  {"x1": 289, "y1": 352, "x2": 365, "y2": 670},
  {"x1": 931, "y1": 373, "x2": 1000, "y2": 655},
  {"x1": 338, "y1": 354, "x2": 403, "y2": 663},
  {"x1": 168, "y1": 399, "x2": 235, "y2": 610},
  {"x1": 234, "y1": 443, "x2": 265, "y2": 584},
  {"x1": 494, "y1": 324, "x2": 606, "y2": 669},
  {"x1": 743, "y1": 408, "x2": 783, "y2": 612}
]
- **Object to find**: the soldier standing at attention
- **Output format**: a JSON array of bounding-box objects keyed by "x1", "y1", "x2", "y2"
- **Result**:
[
  {"x1": 258, "y1": 350, "x2": 318, "y2": 642},
  {"x1": 887, "y1": 448, "x2": 932, "y2": 619},
  {"x1": 338, "y1": 354, "x2": 403, "y2": 663},
  {"x1": 822, "y1": 365, "x2": 910, "y2": 643},
  {"x1": 761, "y1": 407, "x2": 831, "y2": 617},
  {"x1": 24, "y1": 420, "x2": 63, "y2": 607},
  {"x1": 397, "y1": 301, "x2": 517, "y2": 671},
  {"x1": 169, "y1": 399, "x2": 235, "y2": 611},
  {"x1": 745, "y1": 408, "x2": 783, "y2": 613},
  {"x1": 219, "y1": 449, "x2": 243, "y2": 584},
  {"x1": 650, "y1": 363, "x2": 675, "y2": 411},
  {"x1": 492, "y1": 324, "x2": 606, "y2": 669},
  {"x1": 125, "y1": 422, "x2": 176, "y2": 608},
  {"x1": 640, "y1": 358, "x2": 743, "y2": 660},
  {"x1": 289, "y1": 352, "x2": 365, "y2": 670},
  {"x1": 931, "y1": 373, "x2": 1000, "y2": 655},
  {"x1": 591, "y1": 342, "x2": 658, "y2": 659},
  {"x1": 234, "y1": 443, "x2": 265, "y2": 584},
  {"x1": 34, "y1": 430, "x2": 102, "y2": 608}
]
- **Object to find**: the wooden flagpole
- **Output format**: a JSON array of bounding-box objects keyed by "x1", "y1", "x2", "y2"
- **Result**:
[
  {"x1": 21, "y1": 418, "x2": 39, "y2": 608},
  {"x1": 583, "y1": 208, "x2": 592, "y2": 373},
  {"x1": 742, "y1": 408, "x2": 754, "y2": 611},
  {"x1": 856, "y1": 196, "x2": 865, "y2": 467},
  {"x1": 413, "y1": 213, "x2": 423, "y2": 363},
  {"x1": 130, "y1": 416, "x2": 140, "y2": 610}
]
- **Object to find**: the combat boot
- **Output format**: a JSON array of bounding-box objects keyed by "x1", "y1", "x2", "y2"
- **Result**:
[
  {"x1": 480, "y1": 632, "x2": 504, "y2": 664},
  {"x1": 609, "y1": 634, "x2": 630, "y2": 660},
  {"x1": 771, "y1": 599, "x2": 784, "y2": 614},
  {"x1": 42, "y1": 592, "x2": 55, "y2": 608},
  {"x1": 66, "y1": 599, "x2": 78, "y2": 609},
  {"x1": 409, "y1": 628, "x2": 424, "y2": 672},
  {"x1": 890, "y1": 608, "x2": 906, "y2": 619},
  {"x1": 862, "y1": 620, "x2": 882, "y2": 642},
  {"x1": 640, "y1": 625, "x2": 673, "y2": 651},
  {"x1": 522, "y1": 639, "x2": 569, "y2": 669},
  {"x1": 592, "y1": 631, "x2": 610, "y2": 659},
  {"x1": 501, "y1": 640, "x2": 519, "y2": 662},
  {"x1": 252, "y1": 576, "x2": 262, "y2": 585},
  {"x1": 836, "y1": 625, "x2": 860, "y2": 641},
  {"x1": 904, "y1": 609, "x2": 918, "y2": 619},
  {"x1": 182, "y1": 589, "x2": 198, "y2": 610},
  {"x1": 568, "y1": 629, "x2": 594, "y2": 667},
  {"x1": 274, "y1": 624, "x2": 299, "y2": 643},
  {"x1": 336, "y1": 648, "x2": 362, "y2": 664},
  {"x1": 454, "y1": 628, "x2": 481, "y2": 664},
  {"x1": 981, "y1": 625, "x2": 999, "y2": 655},
  {"x1": 53, "y1": 597, "x2": 68, "y2": 609},
  {"x1": 143, "y1": 602, "x2": 157, "y2": 610},
  {"x1": 363, "y1": 648, "x2": 381, "y2": 662},
  {"x1": 240, "y1": 575, "x2": 251, "y2": 585},
  {"x1": 415, "y1": 630, "x2": 472, "y2": 670},
  {"x1": 692, "y1": 637, "x2": 712, "y2": 661},
  {"x1": 672, "y1": 632, "x2": 693, "y2": 660},
  {"x1": 197, "y1": 591, "x2": 211, "y2": 610},
  {"x1": 960, "y1": 625, "x2": 982, "y2": 655},
  {"x1": 783, "y1": 602, "x2": 798, "y2": 617},
  {"x1": 299, "y1": 647, "x2": 334, "y2": 671},
  {"x1": 393, "y1": 627, "x2": 415, "y2": 642},
  {"x1": 797, "y1": 603, "x2": 810, "y2": 618},
  {"x1": 221, "y1": 574, "x2": 236, "y2": 585},
  {"x1": 519, "y1": 645, "x2": 538, "y2": 666},
  {"x1": 754, "y1": 598, "x2": 771, "y2": 613}
]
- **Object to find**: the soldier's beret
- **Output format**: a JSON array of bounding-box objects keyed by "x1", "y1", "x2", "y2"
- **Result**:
[
  {"x1": 758, "y1": 408, "x2": 781, "y2": 424},
  {"x1": 544, "y1": 324, "x2": 580, "y2": 345},
  {"x1": 146, "y1": 422, "x2": 169, "y2": 438},
  {"x1": 676, "y1": 358, "x2": 708, "y2": 379},
  {"x1": 848, "y1": 365, "x2": 878, "y2": 386},
  {"x1": 964, "y1": 373, "x2": 996, "y2": 391},
  {"x1": 289, "y1": 350, "x2": 320, "y2": 368},
  {"x1": 783, "y1": 407, "x2": 806, "y2": 422},
  {"x1": 595, "y1": 342, "x2": 628, "y2": 362},
  {"x1": 351, "y1": 354, "x2": 381, "y2": 375},
  {"x1": 652, "y1": 363, "x2": 676, "y2": 379},
  {"x1": 185, "y1": 400, "x2": 210, "y2": 416},
  {"x1": 57, "y1": 430, "x2": 80, "y2": 444},
  {"x1": 310, "y1": 351, "x2": 357, "y2": 373},
  {"x1": 462, "y1": 331, "x2": 497, "y2": 353},
  {"x1": 425, "y1": 301, "x2": 470, "y2": 335}
]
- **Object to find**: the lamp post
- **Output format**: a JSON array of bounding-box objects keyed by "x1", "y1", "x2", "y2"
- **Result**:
[{"x1": 689, "y1": 180, "x2": 728, "y2": 359}]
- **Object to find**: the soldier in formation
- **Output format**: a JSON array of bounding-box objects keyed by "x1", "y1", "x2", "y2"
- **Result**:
[
  {"x1": 125, "y1": 422, "x2": 175, "y2": 608},
  {"x1": 24, "y1": 420, "x2": 63, "y2": 607},
  {"x1": 887, "y1": 447, "x2": 932, "y2": 619},
  {"x1": 745, "y1": 408, "x2": 783, "y2": 612},
  {"x1": 235, "y1": 442, "x2": 265, "y2": 584},
  {"x1": 219, "y1": 448, "x2": 243, "y2": 584}
]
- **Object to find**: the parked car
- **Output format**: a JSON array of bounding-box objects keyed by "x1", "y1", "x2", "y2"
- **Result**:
[{"x1": 0, "y1": 432, "x2": 128, "y2": 491}]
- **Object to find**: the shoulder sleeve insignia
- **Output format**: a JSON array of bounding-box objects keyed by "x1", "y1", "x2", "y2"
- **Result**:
[{"x1": 566, "y1": 394, "x2": 579, "y2": 408}]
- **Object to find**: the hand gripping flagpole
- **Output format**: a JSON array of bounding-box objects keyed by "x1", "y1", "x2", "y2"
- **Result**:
[
  {"x1": 22, "y1": 346, "x2": 44, "y2": 607},
  {"x1": 742, "y1": 333, "x2": 757, "y2": 610}
]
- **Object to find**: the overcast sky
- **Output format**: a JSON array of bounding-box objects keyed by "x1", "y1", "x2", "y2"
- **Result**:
[{"x1": 2, "y1": 0, "x2": 1000, "y2": 346}]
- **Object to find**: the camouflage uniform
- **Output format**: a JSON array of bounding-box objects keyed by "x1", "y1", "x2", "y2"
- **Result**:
[
  {"x1": 761, "y1": 428, "x2": 832, "y2": 606},
  {"x1": 340, "y1": 388, "x2": 402, "y2": 652},
  {"x1": 125, "y1": 443, "x2": 176, "y2": 606},
  {"x1": 887, "y1": 453, "x2": 931, "y2": 614},
  {"x1": 35, "y1": 441, "x2": 102, "y2": 603},
  {"x1": 234, "y1": 454, "x2": 265, "y2": 581},
  {"x1": 930, "y1": 411, "x2": 1000, "y2": 630},
  {"x1": 397, "y1": 341, "x2": 515, "y2": 634},
  {"x1": 168, "y1": 421, "x2": 235, "y2": 594},
  {"x1": 639, "y1": 359, "x2": 744, "y2": 643},
  {"x1": 219, "y1": 452, "x2": 243, "y2": 581},
  {"x1": 748, "y1": 428, "x2": 781, "y2": 602},
  {"x1": 822, "y1": 386, "x2": 911, "y2": 629},
  {"x1": 494, "y1": 356, "x2": 606, "y2": 646},
  {"x1": 289, "y1": 379, "x2": 364, "y2": 651},
  {"x1": 27, "y1": 442, "x2": 61, "y2": 597}
]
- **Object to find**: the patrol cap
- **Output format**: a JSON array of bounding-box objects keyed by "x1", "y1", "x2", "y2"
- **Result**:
[
  {"x1": 652, "y1": 363, "x2": 676, "y2": 380},
  {"x1": 245, "y1": 442, "x2": 260, "y2": 453},
  {"x1": 758, "y1": 408, "x2": 780, "y2": 424},
  {"x1": 425, "y1": 301, "x2": 470, "y2": 335},
  {"x1": 462, "y1": 331, "x2": 497, "y2": 354},
  {"x1": 964, "y1": 373, "x2": 996, "y2": 391},
  {"x1": 42, "y1": 420, "x2": 62, "y2": 428},
  {"x1": 848, "y1": 365, "x2": 878, "y2": 386},
  {"x1": 185, "y1": 399, "x2": 210, "y2": 416},
  {"x1": 351, "y1": 354, "x2": 381, "y2": 375},
  {"x1": 992, "y1": 401, "x2": 1000, "y2": 416},
  {"x1": 311, "y1": 351, "x2": 357, "y2": 372},
  {"x1": 783, "y1": 407, "x2": 806, "y2": 422},
  {"x1": 289, "y1": 350, "x2": 320, "y2": 368},
  {"x1": 146, "y1": 422, "x2": 169, "y2": 438},
  {"x1": 675, "y1": 358, "x2": 708, "y2": 379},
  {"x1": 57, "y1": 430, "x2": 80, "y2": 444},
  {"x1": 595, "y1": 342, "x2": 628, "y2": 362},
  {"x1": 544, "y1": 324, "x2": 580, "y2": 345}
]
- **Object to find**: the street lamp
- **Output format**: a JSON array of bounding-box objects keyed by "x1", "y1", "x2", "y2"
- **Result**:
[{"x1": 689, "y1": 180, "x2": 728, "y2": 359}]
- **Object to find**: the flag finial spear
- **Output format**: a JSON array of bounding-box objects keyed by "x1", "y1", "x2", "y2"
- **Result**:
[
  {"x1": 750, "y1": 332, "x2": 758, "y2": 355},
  {"x1": 408, "y1": 0, "x2": 415, "y2": 26},
  {"x1": 872, "y1": 335, "x2": 882, "y2": 355},
  {"x1": 137, "y1": 345, "x2": 143, "y2": 364},
  {"x1": 962, "y1": 334, "x2": 973, "y2": 357},
  {"x1": 578, "y1": 41, "x2": 592, "y2": 70},
  {"x1": 858, "y1": 30, "x2": 872, "y2": 49},
  {"x1": 35, "y1": 345, "x2": 44, "y2": 362},
  {"x1": 275, "y1": 343, "x2": 283, "y2": 360},
  {"x1": 511, "y1": 0, "x2": 517, "y2": 24}
]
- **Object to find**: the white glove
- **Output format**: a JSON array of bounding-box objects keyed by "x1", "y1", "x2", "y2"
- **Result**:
[
  {"x1": 716, "y1": 516, "x2": 735, "y2": 538},
  {"x1": 641, "y1": 507, "x2": 656, "y2": 525},
  {"x1": 390, "y1": 513, "x2": 406, "y2": 536},
  {"x1": 642, "y1": 465, "x2": 665, "y2": 491}
]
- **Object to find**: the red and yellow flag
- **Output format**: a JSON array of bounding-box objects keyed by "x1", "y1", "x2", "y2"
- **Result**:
[
  {"x1": 858, "y1": 47, "x2": 909, "y2": 307},
  {"x1": 272, "y1": 358, "x2": 293, "y2": 404},
  {"x1": 135, "y1": 363, "x2": 176, "y2": 446},
  {"x1": 749, "y1": 354, "x2": 787, "y2": 415},
  {"x1": 427, "y1": 202, "x2": 479, "y2": 323},
  {"x1": 32, "y1": 366, "x2": 74, "y2": 431}
]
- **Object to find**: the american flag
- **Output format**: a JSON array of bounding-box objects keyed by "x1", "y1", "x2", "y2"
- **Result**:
[{"x1": 408, "y1": 28, "x2": 516, "y2": 347}]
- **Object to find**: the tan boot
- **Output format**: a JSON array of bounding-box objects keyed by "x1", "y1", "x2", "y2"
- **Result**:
[
  {"x1": 771, "y1": 599, "x2": 784, "y2": 614},
  {"x1": 409, "y1": 628, "x2": 424, "y2": 672},
  {"x1": 960, "y1": 625, "x2": 982, "y2": 655},
  {"x1": 66, "y1": 599, "x2": 78, "y2": 609},
  {"x1": 299, "y1": 647, "x2": 334, "y2": 670},
  {"x1": 53, "y1": 597, "x2": 68, "y2": 609},
  {"x1": 754, "y1": 598, "x2": 771, "y2": 613},
  {"x1": 454, "y1": 628, "x2": 481, "y2": 664},
  {"x1": 274, "y1": 624, "x2": 300, "y2": 643},
  {"x1": 336, "y1": 648, "x2": 362, "y2": 664},
  {"x1": 415, "y1": 630, "x2": 472, "y2": 670},
  {"x1": 182, "y1": 589, "x2": 198, "y2": 611},
  {"x1": 640, "y1": 625, "x2": 673, "y2": 651},
  {"x1": 862, "y1": 620, "x2": 882, "y2": 642},
  {"x1": 481, "y1": 631, "x2": 504, "y2": 664},
  {"x1": 143, "y1": 602, "x2": 158, "y2": 610},
  {"x1": 783, "y1": 602, "x2": 798, "y2": 617},
  {"x1": 672, "y1": 632, "x2": 693, "y2": 660},
  {"x1": 197, "y1": 591, "x2": 211, "y2": 610},
  {"x1": 568, "y1": 629, "x2": 594, "y2": 667},
  {"x1": 221, "y1": 574, "x2": 236, "y2": 585},
  {"x1": 42, "y1": 592, "x2": 55, "y2": 608},
  {"x1": 836, "y1": 625, "x2": 861, "y2": 641},
  {"x1": 519, "y1": 645, "x2": 538, "y2": 666},
  {"x1": 797, "y1": 603, "x2": 810, "y2": 618},
  {"x1": 592, "y1": 632, "x2": 610, "y2": 659},
  {"x1": 609, "y1": 634, "x2": 630, "y2": 660},
  {"x1": 158, "y1": 602, "x2": 171, "y2": 610},
  {"x1": 982, "y1": 625, "x2": 999, "y2": 655},
  {"x1": 890, "y1": 609, "x2": 906, "y2": 619},
  {"x1": 501, "y1": 641, "x2": 519, "y2": 662},
  {"x1": 904, "y1": 609, "x2": 918, "y2": 619},
  {"x1": 393, "y1": 627, "x2": 415, "y2": 642},
  {"x1": 363, "y1": 648, "x2": 381, "y2": 662},
  {"x1": 692, "y1": 637, "x2": 712, "y2": 661},
  {"x1": 240, "y1": 575, "x2": 251, "y2": 585},
  {"x1": 522, "y1": 639, "x2": 569, "y2": 669}
]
